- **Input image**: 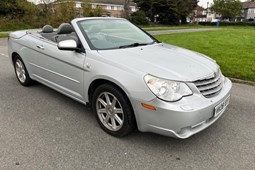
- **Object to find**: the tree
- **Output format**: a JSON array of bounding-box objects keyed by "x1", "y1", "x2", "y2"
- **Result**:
[
  {"x1": 0, "y1": 0, "x2": 38, "y2": 21},
  {"x1": 133, "y1": 0, "x2": 197, "y2": 25},
  {"x1": 153, "y1": 0, "x2": 179, "y2": 24},
  {"x1": 0, "y1": 0, "x2": 15, "y2": 16},
  {"x1": 134, "y1": 0, "x2": 178, "y2": 24},
  {"x1": 54, "y1": 1, "x2": 76, "y2": 23},
  {"x1": 131, "y1": 10, "x2": 150, "y2": 25},
  {"x1": 133, "y1": 0, "x2": 154, "y2": 21},
  {"x1": 177, "y1": 0, "x2": 197, "y2": 24},
  {"x1": 211, "y1": 0, "x2": 243, "y2": 20},
  {"x1": 122, "y1": 0, "x2": 131, "y2": 19},
  {"x1": 82, "y1": 0, "x2": 102, "y2": 17},
  {"x1": 0, "y1": 0, "x2": 36, "y2": 17}
]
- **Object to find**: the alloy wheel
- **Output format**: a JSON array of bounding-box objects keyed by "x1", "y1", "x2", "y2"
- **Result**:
[
  {"x1": 96, "y1": 92, "x2": 124, "y2": 131},
  {"x1": 15, "y1": 59, "x2": 26, "y2": 83}
]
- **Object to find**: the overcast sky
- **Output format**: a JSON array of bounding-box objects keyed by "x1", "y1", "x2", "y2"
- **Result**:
[{"x1": 198, "y1": 0, "x2": 214, "y2": 8}]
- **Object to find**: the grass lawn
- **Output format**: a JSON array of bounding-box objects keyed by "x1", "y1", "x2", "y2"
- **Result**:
[
  {"x1": 0, "y1": 33, "x2": 9, "y2": 38},
  {"x1": 142, "y1": 25, "x2": 215, "y2": 31},
  {"x1": 154, "y1": 29, "x2": 255, "y2": 82}
]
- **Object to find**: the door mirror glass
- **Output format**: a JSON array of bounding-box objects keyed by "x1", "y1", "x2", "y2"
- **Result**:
[{"x1": 58, "y1": 39, "x2": 78, "y2": 51}]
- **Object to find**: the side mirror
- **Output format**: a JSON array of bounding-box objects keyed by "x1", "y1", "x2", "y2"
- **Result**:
[{"x1": 57, "y1": 39, "x2": 78, "y2": 51}]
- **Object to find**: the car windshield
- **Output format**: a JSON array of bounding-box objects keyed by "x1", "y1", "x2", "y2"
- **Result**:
[{"x1": 78, "y1": 19, "x2": 156, "y2": 50}]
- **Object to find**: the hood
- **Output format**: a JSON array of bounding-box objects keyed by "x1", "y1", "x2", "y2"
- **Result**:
[{"x1": 97, "y1": 43, "x2": 219, "y2": 82}]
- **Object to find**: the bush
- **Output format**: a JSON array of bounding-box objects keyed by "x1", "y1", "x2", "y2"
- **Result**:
[
  {"x1": 198, "y1": 21, "x2": 255, "y2": 26},
  {"x1": 0, "y1": 1, "x2": 103, "y2": 31},
  {"x1": 130, "y1": 11, "x2": 150, "y2": 25},
  {"x1": 0, "y1": 17, "x2": 36, "y2": 31}
]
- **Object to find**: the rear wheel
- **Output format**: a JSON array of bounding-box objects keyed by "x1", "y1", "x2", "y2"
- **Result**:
[
  {"x1": 14, "y1": 55, "x2": 33, "y2": 86},
  {"x1": 92, "y1": 84, "x2": 136, "y2": 137}
]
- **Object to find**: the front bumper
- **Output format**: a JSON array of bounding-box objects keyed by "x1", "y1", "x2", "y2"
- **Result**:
[{"x1": 131, "y1": 77, "x2": 232, "y2": 139}]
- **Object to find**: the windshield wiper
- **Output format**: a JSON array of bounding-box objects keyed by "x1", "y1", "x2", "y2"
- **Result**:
[{"x1": 119, "y1": 42, "x2": 155, "y2": 49}]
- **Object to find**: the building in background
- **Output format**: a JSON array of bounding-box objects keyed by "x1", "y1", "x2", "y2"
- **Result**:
[
  {"x1": 32, "y1": 0, "x2": 136, "y2": 18},
  {"x1": 188, "y1": 1, "x2": 255, "y2": 23},
  {"x1": 243, "y1": 1, "x2": 255, "y2": 21},
  {"x1": 91, "y1": 0, "x2": 136, "y2": 17},
  {"x1": 192, "y1": 5, "x2": 207, "y2": 22}
]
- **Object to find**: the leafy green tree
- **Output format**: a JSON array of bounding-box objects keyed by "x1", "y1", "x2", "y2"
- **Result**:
[
  {"x1": 0, "y1": 0, "x2": 43, "y2": 29},
  {"x1": 211, "y1": 0, "x2": 242, "y2": 20},
  {"x1": 0, "y1": 0, "x2": 15, "y2": 16},
  {"x1": 153, "y1": 0, "x2": 179, "y2": 24},
  {"x1": 0, "y1": 0, "x2": 39, "y2": 24},
  {"x1": 0, "y1": 0, "x2": 37, "y2": 17},
  {"x1": 134, "y1": 0, "x2": 178, "y2": 24},
  {"x1": 133, "y1": 0, "x2": 197, "y2": 25},
  {"x1": 92, "y1": 7, "x2": 103, "y2": 17},
  {"x1": 131, "y1": 10, "x2": 150, "y2": 25},
  {"x1": 56, "y1": 1, "x2": 76, "y2": 20},
  {"x1": 177, "y1": 0, "x2": 197, "y2": 24},
  {"x1": 82, "y1": 3, "x2": 102, "y2": 17},
  {"x1": 133, "y1": 0, "x2": 154, "y2": 21}
]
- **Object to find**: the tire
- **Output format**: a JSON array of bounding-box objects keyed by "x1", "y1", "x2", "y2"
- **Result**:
[
  {"x1": 92, "y1": 84, "x2": 136, "y2": 137},
  {"x1": 13, "y1": 55, "x2": 33, "y2": 86}
]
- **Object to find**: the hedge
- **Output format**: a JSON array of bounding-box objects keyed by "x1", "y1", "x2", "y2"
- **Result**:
[{"x1": 198, "y1": 22, "x2": 255, "y2": 26}]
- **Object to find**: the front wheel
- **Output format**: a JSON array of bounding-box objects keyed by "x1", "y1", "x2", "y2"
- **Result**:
[
  {"x1": 14, "y1": 55, "x2": 33, "y2": 86},
  {"x1": 92, "y1": 84, "x2": 136, "y2": 137}
]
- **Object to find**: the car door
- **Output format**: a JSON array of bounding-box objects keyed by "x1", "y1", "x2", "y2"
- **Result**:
[{"x1": 27, "y1": 35, "x2": 85, "y2": 102}]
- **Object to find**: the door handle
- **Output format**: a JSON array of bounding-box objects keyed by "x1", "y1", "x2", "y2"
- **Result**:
[{"x1": 36, "y1": 45, "x2": 45, "y2": 50}]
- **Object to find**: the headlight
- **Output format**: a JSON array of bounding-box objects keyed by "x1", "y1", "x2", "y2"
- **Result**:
[{"x1": 144, "y1": 75, "x2": 192, "y2": 102}]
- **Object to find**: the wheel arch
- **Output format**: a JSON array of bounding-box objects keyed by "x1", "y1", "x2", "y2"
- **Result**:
[
  {"x1": 88, "y1": 78, "x2": 130, "y2": 106},
  {"x1": 87, "y1": 78, "x2": 138, "y2": 128},
  {"x1": 11, "y1": 52, "x2": 34, "y2": 86},
  {"x1": 11, "y1": 52, "x2": 20, "y2": 65}
]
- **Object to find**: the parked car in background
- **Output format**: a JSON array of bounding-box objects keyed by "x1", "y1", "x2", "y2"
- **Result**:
[{"x1": 8, "y1": 17, "x2": 232, "y2": 138}]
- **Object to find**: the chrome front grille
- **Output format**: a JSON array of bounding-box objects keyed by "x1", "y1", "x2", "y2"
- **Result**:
[{"x1": 193, "y1": 70, "x2": 223, "y2": 98}]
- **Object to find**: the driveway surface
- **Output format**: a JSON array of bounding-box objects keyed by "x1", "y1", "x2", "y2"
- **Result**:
[{"x1": 0, "y1": 38, "x2": 255, "y2": 169}]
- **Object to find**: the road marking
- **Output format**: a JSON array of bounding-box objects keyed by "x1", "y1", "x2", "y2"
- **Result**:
[{"x1": 0, "y1": 53, "x2": 8, "y2": 58}]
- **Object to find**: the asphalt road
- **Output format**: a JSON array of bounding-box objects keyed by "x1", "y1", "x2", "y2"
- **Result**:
[{"x1": 0, "y1": 38, "x2": 255, "y2": 170}]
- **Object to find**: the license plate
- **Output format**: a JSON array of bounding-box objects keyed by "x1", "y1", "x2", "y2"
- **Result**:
[{"x1": 214, "y1": 96, "x2": 230, "y2": 117}]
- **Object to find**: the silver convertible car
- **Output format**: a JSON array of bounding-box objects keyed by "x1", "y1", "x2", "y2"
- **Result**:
[{"x1": 8, "y1": 17, "x2": 232, "y2": 138}]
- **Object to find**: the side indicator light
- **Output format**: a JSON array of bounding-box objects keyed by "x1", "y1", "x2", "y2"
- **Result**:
[{"x1": 141, "y1": 103, "x2": 156, "y2": 110}]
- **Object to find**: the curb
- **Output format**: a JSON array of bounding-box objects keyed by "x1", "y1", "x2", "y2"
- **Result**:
[{"x1": 230, "y1": 78, "x2": 255, "y2": 86}]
